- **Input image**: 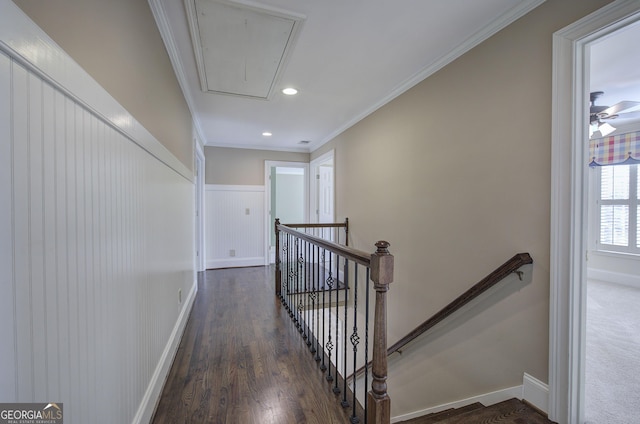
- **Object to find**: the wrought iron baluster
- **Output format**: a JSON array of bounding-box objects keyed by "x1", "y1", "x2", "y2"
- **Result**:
[
  {"x1": 320, "y1": 249, "x2": 327, "y2": 371},
  {"x1": 315, "y1": 245, "x2": 322, "y2": 361},
  {"x1": 309, "y1": 243, "x2": 317, "y2": 353},
  {"x1": 341, "y1": 258, "x2": 350, "y2": 406},
  {"x1": 350, "y1": 264, "x2": 360, "y2": 423},
  {"x1": 325, "y1": 252, "x2": 334, "y2": 379},
  {"x1": 299, "y1": 242, "x2": 306, "y2": 331},
  {"x1": 284, "y1": 233, "x2": 291, "y2": 310},
  {"x1": 288, "y1": 236, "x2": 296, "y2": 317},
  {"x1": 333, "y1": 254, "x2": 341, "y2": 394},
  {"x1": 364, "y1": 268, "x2": 370, "y2": 424}
]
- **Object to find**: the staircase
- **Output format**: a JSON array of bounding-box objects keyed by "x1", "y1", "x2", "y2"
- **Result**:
[{"x1": 398, "y1": 398, "x2": 557, "y2": 424}]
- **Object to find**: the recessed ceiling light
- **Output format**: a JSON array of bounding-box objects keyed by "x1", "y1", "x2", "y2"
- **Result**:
[
  {"x1": 262, "y1": 132, "x2": 272, "y2": 137},
  {"x1": 282, "y1": 87, "x2": 298, "y2": 95}
]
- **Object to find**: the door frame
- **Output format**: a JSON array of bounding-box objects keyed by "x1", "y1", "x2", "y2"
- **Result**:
[
  {"x1": 194, "y1": 141, "x2": 206, "y2": 272},
  {"x1": 549, "y1": 2, "x2": 640, "y2": 423}
]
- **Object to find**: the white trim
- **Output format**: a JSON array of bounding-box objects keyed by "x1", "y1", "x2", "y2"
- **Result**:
[
  {"x1": 523, "y1": 372, "x2": 550, "y2": 414},
  {"x1": 148, "y1": 0, "x2": 207, "y2": 145},
  {"x1": 588, "y1": 268, "x2": 640, "y2": 289},
  {"x1": 132, "y1": 280, "x2": 197, "y2": 424},
  {"x1": 307, "y1": 0, "x2": 547, "y2": 152},
  {"x1": 206, "y1": 184, "x2": 265, "y2": 192},
  {"x1": 550, "y1": 2, "x2": 640, "y2": 423},
  {"x1": 0, "y1": 0, "x2": 193, "y2": 182},
  {"x1": 390, "y1": 385, "x2": 522, "y2": 423},
  {"x1": 195, "y1": 143, "x2": 206, "y2": 272},
  {"x1": 205, "y1": 139, "x2": 311, "y2": 153},
  {"x1": 207, "y1": 257, "x2": 265, "y2": 269}
]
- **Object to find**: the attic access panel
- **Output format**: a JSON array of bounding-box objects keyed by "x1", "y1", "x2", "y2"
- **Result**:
[{"x1": 186, "y1": 0, "x2": 304, "y2": 100}]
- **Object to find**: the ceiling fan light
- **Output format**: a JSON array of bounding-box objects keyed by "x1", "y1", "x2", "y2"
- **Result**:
[{"x1": 599, "y1": 122, "x2": 616, "y2": 136}]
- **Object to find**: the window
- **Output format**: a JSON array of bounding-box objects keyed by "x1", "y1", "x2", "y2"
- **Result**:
[{"x1": 597, "y1": 164, "x2": 640, "y2": 254}]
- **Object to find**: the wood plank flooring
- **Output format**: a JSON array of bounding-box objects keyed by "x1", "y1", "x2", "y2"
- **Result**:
[{"x1": 152, "y1": 266, "x2": 355, "y2": 424}]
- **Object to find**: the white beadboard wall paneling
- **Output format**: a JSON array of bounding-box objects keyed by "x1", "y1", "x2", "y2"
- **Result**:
[
  {"x1": 0, "y1": 0, "x2": 193, "y2": 183},
  {"x1": 0, "y1": 50, "x2": 17, "y2": 401},
  {"x1": 0, "y1": 4, "x2": 197, "y2": 422},
  {"x1": 206, "y1": 185, "x2": 265, "y2": 269}
]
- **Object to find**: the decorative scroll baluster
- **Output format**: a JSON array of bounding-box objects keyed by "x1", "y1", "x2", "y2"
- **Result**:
[
  {"x1": 350, "y1": 264, "x2": 360, "y2": 423},
  {"x1": 288, "y1": 236, "x2": 295, "y2": 318},
  {"x1": 305, "y1": 240, "x2": 311, "y2": 345},
  {"x1": 341, "y1": 258, "x2": 350, "y2": 407},
  {"x1": 333, "y1": 254, "x2": 341, "y2": 395},
  {"x1": 315, "y1": 245, "x2": 322, "y2": 362},
  {"x1": 297, "y1": 240, "x2": 304, "y2": 331},
  {"x1": 320, "y1": 249, "x2": 328, "y2": 371},
  {"x1": 364, "y1": 268, "x2": 370, "y2": 424},
  {"x1": 325, "y1": 253, "x2": 334, "y2": 380}
]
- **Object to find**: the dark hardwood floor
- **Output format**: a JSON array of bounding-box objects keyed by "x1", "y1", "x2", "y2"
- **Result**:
[{"x1": 152, "y1": 266, "x2": 354, "y2": 424}]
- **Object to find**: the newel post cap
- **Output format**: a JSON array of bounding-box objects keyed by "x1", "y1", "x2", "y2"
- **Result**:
[{"x1": 371, "y1": 240, "x2": 394, "y2": 287}]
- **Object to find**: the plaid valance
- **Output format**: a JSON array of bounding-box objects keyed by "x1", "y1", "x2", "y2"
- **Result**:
[{"x1": 589, "y1": 130, "x2": 640, "y2": 167}]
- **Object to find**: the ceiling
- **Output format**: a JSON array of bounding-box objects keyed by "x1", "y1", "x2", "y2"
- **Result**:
[
  {"x1": 149, "y1": 0, "x2": 546, "y2": 152},
  {"x1": 590, "y1": 20, "x2": 640, "y2": 136}
]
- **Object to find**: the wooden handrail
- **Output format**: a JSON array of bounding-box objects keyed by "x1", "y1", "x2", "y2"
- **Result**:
[
  {"x1": 281, "y1": 217, "x2": 349, "y2": 246},
  {"x1": 276, "y1": 220, "x2": 368, "y2": 266},
  {"x1": 351, "y1": 252, "x2": 532, "y2": 380}
]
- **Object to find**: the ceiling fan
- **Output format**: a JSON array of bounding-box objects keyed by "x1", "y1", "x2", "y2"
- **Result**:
[{"x1": 590, "y1": 91, "x2": 640, "y2": 137}]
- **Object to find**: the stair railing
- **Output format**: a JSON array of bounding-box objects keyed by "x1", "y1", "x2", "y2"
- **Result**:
[
  {"x1": 275, "y1": 218, "x2": 394, "y2": 424},
  {"x1": 351, "y1": 252, "x2": 533, "y2": 380}
]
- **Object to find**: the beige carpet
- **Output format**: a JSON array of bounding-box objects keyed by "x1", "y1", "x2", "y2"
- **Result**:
[{"x1": 585, "y1": 279, "x2": 640, "y2": 424}]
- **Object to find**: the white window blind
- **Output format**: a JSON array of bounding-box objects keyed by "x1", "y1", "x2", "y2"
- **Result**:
[{"x1": 598, "y1": 164, "x2": 640, "y2": 253}]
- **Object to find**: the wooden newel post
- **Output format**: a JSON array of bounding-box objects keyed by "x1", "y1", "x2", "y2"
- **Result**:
[
  {"x1": 368, "y1": 240, "x2": 394, "y2": 424},
  {"x1": 274, "y1": 218, "x2": 282, "y2": 296}
]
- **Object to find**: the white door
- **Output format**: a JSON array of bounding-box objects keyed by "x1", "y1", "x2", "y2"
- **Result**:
[
  {"x1": 318, "y1": 164, "x2": 334, "y2": 223},
  {"x1": 310, "y1": 150, "x2": 335, "y2": 224}
]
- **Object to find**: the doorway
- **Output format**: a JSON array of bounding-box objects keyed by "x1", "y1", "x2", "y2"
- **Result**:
[
  {"x1": 550, "y1": 2, "x2": 640, "y2": 423},
  {"x1": 265, "y1": 161, "x2": 309, "y2": 263},
  {"x1": 584, "y1": 21, "x2": 640, "y2": 424},
  {"x1": 310, "y1": 150, "x2": 335, "y2": 224}
]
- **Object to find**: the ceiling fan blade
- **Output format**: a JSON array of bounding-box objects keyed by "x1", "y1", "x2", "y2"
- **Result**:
[
  {"x1": 601, "y1": 111, "x2": 640, "y2": 121},
  {"x1": 598, "y1": 101, "x2": 640, "y2": 118}
]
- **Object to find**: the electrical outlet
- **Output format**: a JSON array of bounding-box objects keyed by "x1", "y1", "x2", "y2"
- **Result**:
[
  {"x1": 178, "y1": 288, "x2": 182, "y2": 304},
  {"x1": 230, "y1": 249, "x2": 236, "y2": 257}
]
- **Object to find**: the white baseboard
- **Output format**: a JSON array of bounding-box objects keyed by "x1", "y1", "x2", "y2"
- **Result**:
[
  {"x1": 523, "y1": 372, "x2": 549, "y2": 414},
  {"x1": 207, "y1": 257, "x2": 265, "y2": 269},
  {"x1": 588, "y1": 268, "x2": 640, "y2": 289},
  {"x1": 131, "y1": 280, "x2": 198, "y2": 424},
  {"x1": 391, "y1": 372, "x2": 549, "y2": 423}
]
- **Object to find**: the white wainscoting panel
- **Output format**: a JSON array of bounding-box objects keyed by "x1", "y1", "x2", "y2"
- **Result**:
[
  {"x1": 0, "y1": 5, "x2": 196, "y2": 423},
  {"x1": 205, "y1": 185, "x2": 265, "y2": 268}
]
